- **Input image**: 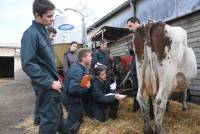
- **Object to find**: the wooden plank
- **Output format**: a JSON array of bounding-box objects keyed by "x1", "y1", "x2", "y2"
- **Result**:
[
  {"x1": 194, "y1": 56, "x2": 200, "y2": 60},
  {"x1": 110, "y1": 46, "x2": 126, "y2": 51},
  {"x1": 110, "y1": 45, "x2": 128, "y2": 56},
  {"x1": 197, "y1": 64, "x2": 200, "y2": 68},
  {"x1": 195, "y1": 57, "x2": 200, "y2": 63},
  {"x1": 191, "y1": 80, "x2": 200, "y2": 86},
  {"x1": 190, "y1": 41, "x2": 200, "y2": 48},
  {"x1": 111, "y1": 49, "x2": 127, "y2": 54},
  {"x1": 182, "y1": 20, "x2": 200, "y2": 30},
  {"x1": 194, "y1": 73, "x2": 200, "y2": 78},
  {"x1": 169, "y1": 13, "x2": 200, "y2": 27},
  {"x1": 187, "y1": 31, "x2": 200, "y2": 39},
  {"x1": 188, "y1": 36, "x2": 200, "y2": 44},
  {"x1": 189, "y1": 85, "x2": 200, "y2": 91},
  {"x1": 193, "y1": 52, "x2": 200, "y2": 57},
  {"x1": 193, "y1": 48, "x2": 200, "y2": 53},
  {"x1": 186, "y1": 25, "x2": 200, "y2": 34}
]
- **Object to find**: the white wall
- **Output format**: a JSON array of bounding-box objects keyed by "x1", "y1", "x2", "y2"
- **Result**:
[{"x1": 14, "y1": 55, "x2": 29, "y2": 80}]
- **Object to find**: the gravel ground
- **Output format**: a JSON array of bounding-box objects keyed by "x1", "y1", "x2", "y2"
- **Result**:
[{"x1": 0, "y1": 80, "x2": 34, "y2": 134}]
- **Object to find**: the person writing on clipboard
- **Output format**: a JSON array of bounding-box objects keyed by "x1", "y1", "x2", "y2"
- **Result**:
[{"x1": 89, "y1": 65, "x2": 126, "y2": 122}]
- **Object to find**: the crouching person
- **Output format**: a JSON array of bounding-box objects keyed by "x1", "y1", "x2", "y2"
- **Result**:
[
  {"x1": 90, "y1": 65, "x2": 126, "y2": 122},
  {"x1": 63, "y1": 48, "x2": 92, "y2": 134}
]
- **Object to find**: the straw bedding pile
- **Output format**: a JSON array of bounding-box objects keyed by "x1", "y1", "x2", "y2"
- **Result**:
[{"x1": 15, "y1": 98, "x2": 200, "y2": 134}]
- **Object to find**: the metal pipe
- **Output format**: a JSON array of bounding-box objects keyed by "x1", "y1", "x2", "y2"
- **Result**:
[
  {"x1": 129, "y1": 0, "x2": 134, "y2": 16},
  {"x1": 102, "y1": 29, "x2": 104, "y2": 39}
]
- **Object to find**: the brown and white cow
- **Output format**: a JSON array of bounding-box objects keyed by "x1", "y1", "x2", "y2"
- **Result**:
[{"x1": 134, "y1": 21, "x2": 197, "y2": 134}]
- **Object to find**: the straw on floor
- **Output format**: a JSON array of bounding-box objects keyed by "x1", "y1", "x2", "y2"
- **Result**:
[{"x1": 15, "y1": 98, "x2": 200, "y2": 134}]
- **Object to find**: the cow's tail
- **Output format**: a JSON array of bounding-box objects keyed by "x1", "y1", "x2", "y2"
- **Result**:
[
  {"x1": 146, "y1": 46, "x2": 157, "y2": 96},
  {"x1": 146, "y1": 21, "x2": 158, "y2": 96}
]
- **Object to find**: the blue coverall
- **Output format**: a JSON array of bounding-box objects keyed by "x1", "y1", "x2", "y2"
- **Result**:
[
  {"x1": 90, "y1": 77, "x2": 119, "y2": 122},
  {"x1": 34, "y1": 89, "x2": 40, "y2": 124},
  {"x1": 92, "y1": 49, "x2": 114, "y2": 83},
  {"x1": 92, "y1": 49, "x2": 111, "y2": 68},
  {"x1": 62, "y1": 63, "x2": 89, "y2": 134},
  {"x1": 129, "y1": 49, "x2": 140, "y2": 111},
  {"x1": 21, "y1": 20, "x2": 67, "y2": 134}
]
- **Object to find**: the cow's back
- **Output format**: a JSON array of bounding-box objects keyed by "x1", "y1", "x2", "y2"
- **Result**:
[{"x1": 150, "y1": 22, "x2": 187, "y2": 66}]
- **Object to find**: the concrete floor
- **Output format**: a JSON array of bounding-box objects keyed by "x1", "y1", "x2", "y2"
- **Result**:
[{"x1": 0, "y1": 80, "x2": 34, "y2": 134}]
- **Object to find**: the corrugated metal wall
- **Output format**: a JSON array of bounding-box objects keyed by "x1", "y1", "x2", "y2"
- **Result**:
[{"x1": 136, "y1": 0, "x2": 200, "y2": 24}]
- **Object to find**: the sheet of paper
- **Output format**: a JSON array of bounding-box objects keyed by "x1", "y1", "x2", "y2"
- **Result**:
[
  {"x1": 95, "y1": 62, "x2": 107, "y2": 68},
  {"x1": 104, "y1": 93, "x2": 115, "y2": 96},
  {"x1": 110, "y1": 81, "x2": 117, "y2": 90}
]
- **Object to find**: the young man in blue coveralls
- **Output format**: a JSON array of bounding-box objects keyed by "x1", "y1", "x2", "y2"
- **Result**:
[
  {"x1": 63, "y1": 48, "x2": 92, "y2": 134},
  {"x1": 21, "y1": 0, "x2": 68, "y2": 133},
  {"x1": 33, "y1": 26, "x2": 57, "y2": 126}
]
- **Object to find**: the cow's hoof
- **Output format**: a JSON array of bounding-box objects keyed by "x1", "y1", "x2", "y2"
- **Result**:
[
  {"x1": 144, "y1": 129, "x2": 153, "y2": 134},
  {"x1": 154, "y1": 127, "x2": 164, "y2": 134},
  {"x1": 182, "y1": 107, "x2": 187, "y2": 111},
  {"x1": 144, "y1": 126, "x2": 153, "y2": 134}
]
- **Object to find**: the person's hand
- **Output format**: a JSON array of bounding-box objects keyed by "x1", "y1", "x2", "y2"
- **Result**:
[
  {"x1": 51, "y1": 81, "x2": 62, "y2": 93},
  {"x1": 115, "y1": 94, "x2": 126, "y2": 100},
  {"x1": 85, "y1": 81, "x2": 91, "y2": 89}
]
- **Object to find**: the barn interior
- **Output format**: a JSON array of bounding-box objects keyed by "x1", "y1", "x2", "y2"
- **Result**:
[{"x1": 0, "y1": 57, "x2": 14, "y2": 78}]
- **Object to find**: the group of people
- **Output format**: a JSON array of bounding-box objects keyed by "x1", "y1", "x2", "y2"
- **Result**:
[{"x1": 20, "y1": 0, "x2": 141, "y2": 134}]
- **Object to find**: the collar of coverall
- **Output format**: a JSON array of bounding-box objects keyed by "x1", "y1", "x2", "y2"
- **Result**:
[{"x1": 32, "y1": 20, "x2": 48, "y2": 35}]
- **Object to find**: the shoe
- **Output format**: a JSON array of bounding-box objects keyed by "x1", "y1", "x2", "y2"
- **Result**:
[{"x1": 34, "y1": 118, "x2": 40, "y2": 126}]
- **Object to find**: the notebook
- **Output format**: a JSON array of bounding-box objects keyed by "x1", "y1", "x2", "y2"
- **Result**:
[{"x1": 80, "y1": 75, "x2": 92, "y2": 88}]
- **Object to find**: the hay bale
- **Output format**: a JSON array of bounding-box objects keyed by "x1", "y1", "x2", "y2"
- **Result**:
[{"x1": 15, "y1": 98, "x2": 200, "y2": 134}]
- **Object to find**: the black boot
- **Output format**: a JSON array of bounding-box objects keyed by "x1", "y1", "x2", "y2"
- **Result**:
[
  {"x1": 70, "y1": 122, "x2": 81, "y2": 134},
  {"x1": 108, "y1": 101, "x2": 119, "y2": 120}
]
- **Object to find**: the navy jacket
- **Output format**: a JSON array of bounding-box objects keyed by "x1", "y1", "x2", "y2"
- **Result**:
[
  {"x1": 63, "y1": 63, "x2": 89, "y2": 98},
  {"x1": 91, "y1": 77, "x2": 116, "y2": 104},
  {"x1": 92, "y1": 49, "x2": 111, "y2": 67},
  {"x1": 21, "y1": 20, "x2": 59, "y2": 91}
]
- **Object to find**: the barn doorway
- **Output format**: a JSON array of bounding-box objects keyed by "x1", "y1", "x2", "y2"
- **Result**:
[{"x1": 0, "y1": 57, "x2": 14, "y2": 78}]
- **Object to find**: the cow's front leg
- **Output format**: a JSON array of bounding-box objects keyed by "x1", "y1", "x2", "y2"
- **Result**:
[{"x1": 137, "y1": 88, "x2": 153, "y2": 134}]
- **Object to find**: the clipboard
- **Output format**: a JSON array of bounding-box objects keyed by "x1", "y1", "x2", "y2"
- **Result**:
[{"x1": 80, "y1": 75, "x2": 92, "y2": 88}]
